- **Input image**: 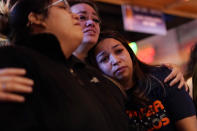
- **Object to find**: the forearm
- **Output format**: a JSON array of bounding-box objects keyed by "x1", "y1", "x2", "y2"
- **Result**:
[{"x1": 175, "y1": 115, "x2": 197, "y2": 131}]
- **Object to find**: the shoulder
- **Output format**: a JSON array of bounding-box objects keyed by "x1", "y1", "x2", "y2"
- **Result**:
[
  {"x1": 0, "y1": 45, "x2": 50, "y2": 70},
  {"x1": 148, "y1": 67, "x2": 196, "y2": 122},
  {"x1": 149, "y1": 66, "x2": 171, "y2": 82},
  {"x1": 0, "y1": 45, "x2": 32, "y2": 61},
  {"x1": 0, "y1": 45, "x2": 39, "y2": 56}
]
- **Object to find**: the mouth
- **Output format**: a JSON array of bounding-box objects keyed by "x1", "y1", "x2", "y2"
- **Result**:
[
  {"x1": 114, "y1": 66, "x2": 127, "y2": 75},
  {"x1": 83, "y1": 28, "x2": 96, "y2": 34},
  {"x1": 74, "y1": 21, "x2": 81, "y2": 26}
]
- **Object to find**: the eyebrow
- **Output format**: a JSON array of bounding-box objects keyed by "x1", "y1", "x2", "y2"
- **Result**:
[
  {"x1": 112, "y1": 44, "x2": 120, "y2": 49},
  {"x1": 97, "y1": 44, "x2": 121, "y2": 58},
  {"x1": 76, "y1": 11, "x2": 98, "y2": 16},
  {"x1": 97, "y1": 51, "x2": 105, "y2": 58}
]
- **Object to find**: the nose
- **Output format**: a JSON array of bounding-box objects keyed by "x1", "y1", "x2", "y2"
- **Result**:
[
  {"x1": 85, "y1": 19, "x2": 95, "y2": 27},
  {"x1": 110, "y1": 55, "x2": 120, "y2": 66}
]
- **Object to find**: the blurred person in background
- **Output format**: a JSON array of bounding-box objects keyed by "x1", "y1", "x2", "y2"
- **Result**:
[
  {"x1": 186, "y1": 43, "x2": 197, "y2": 110},
  {"x1": 185, "y1": 43, "x2": 197, "y2": 98}
]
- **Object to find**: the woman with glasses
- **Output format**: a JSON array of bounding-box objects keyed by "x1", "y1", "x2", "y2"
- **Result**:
[
  {"x1": 0, "y1": 0, "x2": 129, "y2": 130},
  {"x1": 0, "y1": 0, "x2": 187, "y2": 104}
]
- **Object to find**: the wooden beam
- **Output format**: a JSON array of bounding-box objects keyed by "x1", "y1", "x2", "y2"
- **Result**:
[
  {"x1": 95, "y1": 0, "x2": 197, "y2": 18},
  {"x1": 164, "y1": 10, "x2": 197, "y2": 18}
]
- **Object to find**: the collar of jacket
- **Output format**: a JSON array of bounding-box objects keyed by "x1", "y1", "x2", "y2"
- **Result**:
[
  {"x1": 20, "y1": 33, "x2": 68, "y2": 64},
  {"x1": 16, "y1": 33, "x2": 87, "y2": 69}
]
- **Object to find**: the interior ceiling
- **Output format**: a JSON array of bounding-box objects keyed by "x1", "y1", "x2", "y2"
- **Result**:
[
  {"x1": 94, "y1": 0, "x2": 195, "y2": 41},
  {"x1": 95, "y1": 0, "x2": 197, "y2": 19},
  {"x1": 2, "y1": 0, "x2": 195, "y2": 41}
]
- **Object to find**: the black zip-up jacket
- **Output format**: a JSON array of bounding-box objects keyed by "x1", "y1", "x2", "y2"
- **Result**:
[{"x1": 0, "y1": 34, "x2": 128, "y2": 131}]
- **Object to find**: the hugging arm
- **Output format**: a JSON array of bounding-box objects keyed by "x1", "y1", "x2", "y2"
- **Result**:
[
  {"x1": 0, "y1": 48, "x2": 39, "y2": 131},
  {"x1": 163, "y1": 63, "x2": 187, "y2": 90},
  {"x1": 0, "y1": 68, "x2": 33, "y2": 102}
]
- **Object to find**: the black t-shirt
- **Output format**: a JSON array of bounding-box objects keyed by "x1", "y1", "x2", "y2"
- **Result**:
[{"x1": 126, "y1": 66, "x2": 196, "y2": 131}]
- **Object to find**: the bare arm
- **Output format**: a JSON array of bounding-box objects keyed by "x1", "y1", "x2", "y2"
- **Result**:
[
  {"x1": 0, "y1": 68, "x2": 33, "y2": 102},
  {"x1": 176, "y1": 115, "x2": 197, "y2": 131}
]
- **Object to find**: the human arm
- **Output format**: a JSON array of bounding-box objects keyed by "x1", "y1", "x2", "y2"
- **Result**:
[
  {"x1": 163, "y1": 63, "x2": 187, "y2": 90},
  {"x1": 0, "y1": 68, "x2": 33, "y2": 102},
  {"x1": 165, "y1": 84, "x2": 197, "y2": 131},
  {"x1": 0, "y1": 47, "x2": 39, "y2": 130},
  {"x1": 165, "y1": 84, "x2": 197, "y2": 130},
  {"x1": 175, "y1": 116, "x2": 197, "y2": 131},
  {"x1": 163, "y1": 68, "x2": 197, "y2": 131}
]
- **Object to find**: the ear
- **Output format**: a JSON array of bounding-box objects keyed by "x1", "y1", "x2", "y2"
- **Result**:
[{"x1": 27, "y1": 12, "x2": 47, "y2": 27}]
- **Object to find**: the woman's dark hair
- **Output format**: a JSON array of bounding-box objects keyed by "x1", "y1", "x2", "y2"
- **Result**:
[
  {"x1": 68, "y1": 0, "x2": 101, "y2": 25},
  {"x1": 185, "y1": 43, "x2": 197, "y2": 80},
  {"x1": 87, "y1": 30, "x2": 163, "y2": 106},
  {"x1": 0, "y1": 0, "x2": 51, "y2": 44},
  {"x1": 68, "y1": 0, "x2": 99, "y2": 15}
]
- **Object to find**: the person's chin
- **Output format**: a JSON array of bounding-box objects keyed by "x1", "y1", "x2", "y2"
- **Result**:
[
  {"x1": 116, "y1": 73, "x2": 128, "y2": 81},
  {"x1": 84, "y1": 38, "x2": 97, "y2": 45}
]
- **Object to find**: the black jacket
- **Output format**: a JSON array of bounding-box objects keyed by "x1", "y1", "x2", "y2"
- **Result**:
[{"x1": 0, "y1": 34, "x2": 128, "y2": 131}]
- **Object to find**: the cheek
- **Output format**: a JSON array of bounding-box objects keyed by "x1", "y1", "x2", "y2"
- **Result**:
[
  {"x1": 96, "y1": 25, "x2": 100, "y2": 35},
  {"x1": 80, "y1": 22, "x2": 86, "y2": 29},
  {"x1": 98, "y1": 64, "x2": 112, "y2": 77}
]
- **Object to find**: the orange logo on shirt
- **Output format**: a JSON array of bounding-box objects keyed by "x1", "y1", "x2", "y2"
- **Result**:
[{"x1": 126, "y1": 100, "x2": 170, "y2": 130}]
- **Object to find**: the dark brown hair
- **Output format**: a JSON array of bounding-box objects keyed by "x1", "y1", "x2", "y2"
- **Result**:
[
  {"x1": 87, "y1": 30, "x2": 164, "y2": 106},
  {"x1": 68, "y1": 0, "x2": 99, "y2": 15},
  {"x1": 185, "y1": 43, "x2": 197, "y2": 80},
  {"x1": 0, "y1": 0, "x2": 51, "y2": 44},
  {"x1": 68, "y1": 0, "x2": 101, "y2": 25}
]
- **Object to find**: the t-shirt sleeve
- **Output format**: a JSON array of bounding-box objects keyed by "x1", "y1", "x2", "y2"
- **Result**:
[
  {"x1": 160, "y1": 67, "x2": 196, "y2": 121},
  {"x1": 164, "y1": 86, "x2": 196, "y2": 121}
]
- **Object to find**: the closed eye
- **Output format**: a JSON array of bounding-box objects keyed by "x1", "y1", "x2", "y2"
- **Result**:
[
  {"x1": 115, "y1": 49, "x2": 123, "y2": 54},
  {"x1": 56, "y1": 5, "x2": 67, "y2": 10},
  {"x1": 93, "y1": 18, "x2": 101, "y2": 24},
  {"x1": 99, "y1": 56, "x2": 109, "y2": 63}
]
